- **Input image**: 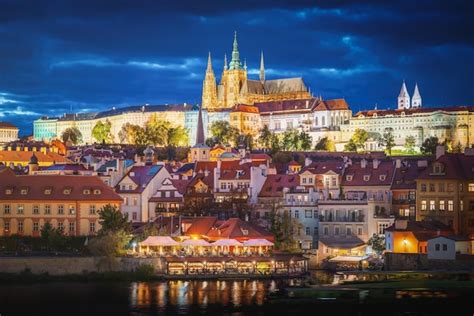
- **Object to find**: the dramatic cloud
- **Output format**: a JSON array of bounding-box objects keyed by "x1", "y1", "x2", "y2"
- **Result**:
[{"x1": 0, "y1": 0, "x2": 472, "y2": 135}]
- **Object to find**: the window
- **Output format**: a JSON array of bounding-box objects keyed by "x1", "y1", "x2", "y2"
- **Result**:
[
  {"x1": 89, "y1": 222, "x2": 96, "y2": 233},
  {"x1": 305, "y1": 210, "x2": 312, "y2": 218},
  {"x1": 323, "y1": 226, "x2": 329, "y2": 235},
  {"x1": 469, "y1": 183, "x2": 474, "y2": 192},
  {"x1": 363, "y1": 175, "x2": 370, "y2": 181},
  {"x1": 124, "y1": 197, "x2": 128, "y2": 205},
  {"x1": 4, "y1": 222, "x2": 10, "y2": 232},
  {"x1": 5, "y1": 188, "x2": 12, "y2": 195},
  {"x1": 4, "y1": 204, "x2": 10, "y2": 214},
  {"x1": 294, "y1": 210, "x2": 299, "y2": 218},
  {"x1": 17, "y1": 221, "x2": 23, "y2": 233},
  {"x1": 435, "y1": 243, "x2": 440, "y2": 251},
  {"x1": 44, "y1": 188, "x2": 52, "y2": 195},
  {"x1": 33, "y1": 205, "x2": 39, "y2": 214},
  {"x1": 302, "y1": 178, "x2": 307, "y2": 184},
  {"x1": 448, "y1": 200, "x2": 454, "y2": 211},
  {"x1": 346, "y1": 226, "x2": 352, "y2": 235},
  {"x1": 20, "y1": 188, "x2": 28, "y2": 195},
  {"x1": 17, "y1": 204, "x2": 24, "y2": 214},
  {"x1": 58, "y1": 222, "x2": 64, "y2": 231},
  {"x1": 58, "y1": 205, "x2": 64, "y2": 215},
  {"x1": 346, "y1": 175, "x2": 353, "y2": 181},
  {"x1": 334, "y1": 226, "x2": 340, "y2": 235},
  {"x1": 63, "y1": 188, "x2": 71, "y2": 195},
  {"x1": 69, "y1": 222, "x2": 75, "y2": 233},
  {"x1": 305, "y1": 227, "x2": 311, "y2": 236},
  {"x1": 469, "y1": 201, "x2": 474, "y2": 212},
  {"x1": 429, "y1": 200, "x2": 435, "y2": 211},
  {"x1": 442, "y1": 244, "x2": 447, "y2": 251},
  {"x1": 378, "y1": 223, "x2": 389, "y2": 234},
  {"x1": 429, "y1": 184, "x2": 435, "y2": 192},
  {"x1": 44, "y1": 205, "x2": 51, "y2": 215},
  {"x1": 69, "y1": 205, "x2": 75, "y2": 215},
  {"x1": 89, "y1": 205, "x2": 96, "y2": 215},
  {"x1": 440, "y1": 200, "x2": 445, "y2": 211},
  {"x1": 421, "y1": 200, "x2": 427, "y2": 211},
  {"x1": 313, "y1": 210, "x2": 318, "y2": 218},
  {"x1": 448, "y1": 183, "x2": 454, "y2": 192},
  {"x1": 83, "y1": 189, "x2": 91, "y2": 195},
  {"x1": 379, "y1": 175, "x2": 386, "y2": 181},
  {"x1": 33, "y1": 222, "x2": 39, "y2": 232},
  {"x1": 331, "y1": 177, "x2": 337, "y2": 187},
  {"x1": 133, "y1": 198, "x2": 138, "y2": 206},
  {"x1": 94, "y1": 189, "x2": 101, "y2": 195},
  {"x1": 314, "y1": 227, "x2": 318, "y2": 235},
  {"x1": 132, "y1": 212, "x2": 137, "y2": 221},
  {"x1": 439, "y1": 183, "x2": 445, "y2": 192},
  {"x1": 421, "y1": 184, "x2": 427, "y2": 192}
]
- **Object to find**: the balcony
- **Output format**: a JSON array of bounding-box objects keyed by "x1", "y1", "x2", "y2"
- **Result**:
[{"x1": 319, "y1": 214, "x2": 365, "y2": 222}]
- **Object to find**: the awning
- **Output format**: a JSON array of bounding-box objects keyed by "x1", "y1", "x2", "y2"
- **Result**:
[
  {"x1": 181, "y1": 239, "x2": 212, "y2": 247},
  {"x1": 140, "y1": 236, "x2": 180, "y2": 247},
  {"x1": 328, "y1": 255, "x2": 369, "y2": 263},
  {"x1": 243, "y1": 239, "x2": 274, "y2": 247},
  {"x1": 211, "y1": 239, "x2": 243, "y2": 247}
]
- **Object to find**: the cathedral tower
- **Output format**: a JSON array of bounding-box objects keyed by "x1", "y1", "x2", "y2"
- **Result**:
[
  {"x1": 411, "y1": 83, "x2": 422, "y2": 108},
  {"x1": 201, "y1": 52, "x2": 218, "y2": 110},
  {"x1": 259, "y1": 51, "x2": 265, "y2": 83},
  {"x1": 398, "y1": 81, "x2": 411, "y2": 109}
]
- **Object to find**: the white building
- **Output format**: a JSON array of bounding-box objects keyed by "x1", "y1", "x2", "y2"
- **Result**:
[
  {"x1": 427, "y1": 236, "x2": 472, "y2": 260},
  {"x1": 0, "y1": 122, "x2": 19, "y2": 145}
]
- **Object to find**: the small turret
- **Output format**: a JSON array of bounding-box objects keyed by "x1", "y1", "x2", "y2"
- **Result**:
[
  {"x1": 28, "y1": 153, "x2": 39, "y2": 175},
  {"x1": 259, "y1": 51, "x2": 265, "y2": 82}
]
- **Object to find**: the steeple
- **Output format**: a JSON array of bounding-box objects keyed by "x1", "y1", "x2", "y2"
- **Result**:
[
  {"x1": 201, "y1": 52, "x2": 218, "y2": 109},
  {"x1": 196, "y1": 104, "x2": 205, "y2": 145},
  {"x1": 223, "y1": 53, "x2": 228, "y2": 71},
  {"x1": 229, "y1": 31, "x2": 242, "y2": 70},
  {"x1": 398, "y1": 80, "x2": 411, "y2": 110},
  {"x1": 411, "y1": 83, "x2": 422, "y2": 108},
  {"x1": 259, "y1": 51, "x2": 265, "y2": 82},
  {"x1": 243, "y1": 59, "x2": 247, "y2": 71}
]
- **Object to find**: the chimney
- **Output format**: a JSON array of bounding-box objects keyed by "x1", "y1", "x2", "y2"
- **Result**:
[
  {"x1": 304, "y1": 157, "x2": 312, "y2": 167},
  {"x1": 436, "y1": 145, "x2": 446, "y2": 159},
  {"x1": 417, "y1": 160, "x2": 428, "y2": 168},
  {"x1": 395, "y1": 219, "x2": 408, "y2": 230},
  {"x1": 361, "y1": 159, "x2": 367, "y2": 168},
  {"x1": 395, "y1": 159, "x2": 401, "y2": 169}
]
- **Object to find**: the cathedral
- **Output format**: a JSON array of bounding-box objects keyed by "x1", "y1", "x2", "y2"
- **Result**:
[{"x1": 202, "y1": 32, "x2": 311, "y2": 110}]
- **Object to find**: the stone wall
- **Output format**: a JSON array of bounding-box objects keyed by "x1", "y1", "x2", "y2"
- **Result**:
[
  {"x1": 0, "y1": 257, "x2": 166, "y2": 275},
  {"x1": 384, "y1": 253, "x2": 474, "y2": 271}
]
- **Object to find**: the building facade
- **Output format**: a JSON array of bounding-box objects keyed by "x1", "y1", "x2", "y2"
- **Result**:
[{"x1": 0, "y1": 122, "x2": 19, "y2": 145}]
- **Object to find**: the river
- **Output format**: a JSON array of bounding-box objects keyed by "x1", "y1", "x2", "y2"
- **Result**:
[{"x1": 0, "y1": 272, "x2": 472, "y2": 315}]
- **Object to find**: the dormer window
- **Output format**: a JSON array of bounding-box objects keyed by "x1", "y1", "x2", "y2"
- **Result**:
[
  {"x1": 363, "y1": 175, "x2": 370, "y2": 181},
  {"x1": 346, "y1": 175, "x2": 353, "y2": 181},
  {"x1": 431, "y1": 162, "x2": 445, "y2": 175},
  {"x1": 5, "y1": 188, "x2": 13, "y2": 195},
  {"x1": 93, "y1": 189, "x2": 101, "y2": 195},
  {"x1": 63, "y1": 188, "x2": 71, "y2": 195},
  {"x1": 379, "y1": 175, "x2": 386, "y2": 181},
  {"x1": 20, "y1": 188, "x2": 28, "y2": 195},
  {"x1": 83, "y1": 189, "x2": 91, "y2": 195},
  {"x1": 44, "y1": 188, "x2": 52, "y2": 195}
]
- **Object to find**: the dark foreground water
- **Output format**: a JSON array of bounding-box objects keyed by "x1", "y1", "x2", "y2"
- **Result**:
[{"x1": 0, "y1": 272, "x2": 473, "y2": 315}]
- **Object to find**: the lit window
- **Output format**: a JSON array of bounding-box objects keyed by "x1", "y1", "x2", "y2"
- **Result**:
[
  {"x1": 20, "y1": 188, "x2": 28, "y2": 195},
  {"x1": 448, "y1": 200, "x2": 454, "y2": 211},
  {"x1": 69, "y1": 205, "x2": 75, "y2": 214},
  {"x1": 468, "y1": 183, "x2": 474, "y2": 192},
  {"x1": 17, "y1": 204, "x2": 24, "y2": 214},
  {"x1": 4, "y1": 222, "x2": 10, "y2": 232},
  {"x1": 440, "y1": 200, "x2": 445, "y2": 211},
  {"x1": 421, "y1": 200, "x2": 427, "y2": 211},
  {"x1": 63, "y1": 188, "x2": 71, "y2": 195},
  {"x1": 17, "y1": 221, "x2": 23, "y2": 233},
  {"x1": 429, "y1": 200, "x2": 435, "y2": 211},
  {"x1": 33, "y1": 222, "x2": 39, "y2": 232}
]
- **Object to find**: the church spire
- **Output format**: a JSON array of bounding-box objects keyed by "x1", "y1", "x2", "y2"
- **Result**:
[
  {"x1": 411, "y1": 83, "x2": 422, "y2": 108},
  {"x1": 398, "y1": 80, "x2": 411, "y2": 110},
  {"x1": 201, "y1": 52, "x2": 217, "y2": 109},
  {"x1": 259, "y1": 51, "x2": 265, "y2": 82},
  {"x1": 206, "y1": 51, "x2": 213, "y2": 73},
  {"x1": 229, "y1": 31, "x2": 241, "y2": 70},
  {"x1": 223, "y1": 53, "x2": 228, "y2": 71},
  {"x1": 196, "y1": 104, "x2": 205, "y2": 145}
]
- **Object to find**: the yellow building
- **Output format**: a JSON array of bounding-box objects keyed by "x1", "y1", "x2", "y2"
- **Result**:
[
  {"x1": 202, "y1": 32, "x2": 311, "y2": 111},
  {"x1": 0, "y1": 122, "x2": 19, "y2": 144},
  {"x1": 0, "y1": 168, "x2": 122, "y2": 236},
  {"x1": 230, "y1": 104, "x2": 260, "y2": 137}
]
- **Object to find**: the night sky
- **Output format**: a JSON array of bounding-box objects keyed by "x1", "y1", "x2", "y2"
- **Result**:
[{"x1": 1, "y1": 0, "x2": 473, "y2": 135}]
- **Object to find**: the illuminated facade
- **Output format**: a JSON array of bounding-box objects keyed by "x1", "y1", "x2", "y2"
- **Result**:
[{"x1": 0, "y1": 122, "x2": 19, "y2": 145}]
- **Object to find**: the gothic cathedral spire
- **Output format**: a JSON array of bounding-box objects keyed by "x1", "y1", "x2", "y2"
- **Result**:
[
  {"x1": 201, "y1": 52, "x2": 218, "y2": 109},
  {"x1": 229, "y1": 31, "x2": 242, "y2": 70},
  {"x1": 259, "y1": 51, "x2": 265, "y2": 82},
  {"x1": 398, "y1": 80, "x2": 410, "y2": 110},
  {"x1": 411, "y1": 83, "x2": 422, "y2": 108}
]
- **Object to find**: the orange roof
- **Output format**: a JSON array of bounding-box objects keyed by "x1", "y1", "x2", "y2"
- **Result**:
[
  {"x1": 0, "y1": 122, "x2": 18, "y2": 129},
  {"x1": 0, "y1": 151, "x2": 71, "y2": 164},
  {"x1": 206, "y1": 218, "x2": 274, "y2": 242},
  {"x1": 313, "y1": 99, "x2": 349, "y2": 111},
  {"x1": 232, "y1": 104, "x2": 259, "y2": 114},
  {"x1": 0, "y1": 168, "x2": 122, "y2": 202}
]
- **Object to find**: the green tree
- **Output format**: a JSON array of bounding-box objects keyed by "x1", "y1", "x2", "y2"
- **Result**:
[
  {"x1": 368, "y1": 233, "x2": 386, "y2": 255},
  {"x1": 352, "y1": 128, "x2": 369, "y2": 151},
  {"x1": 299, "y1": 131, "x2": 313, "y2": 151},
  {"x1": 209, "y1": 120, "x2": 239, "y2": 145},
  {"x1": 205, "y1": 137, "x2": 219, "y2": 147},
  {"x1": 451, "y1": 142, "x2": 463, "y2": 153},
  {"x1": 404, "y1": 135, "x2": 416, "y2": 154},
  {"x1": 420, "y1": 136, "x2": 439, "y2": 155},
  {"x1": 258, "y1": 125, "x2": 272, "y2": 149},
  {"x1": 61, "y1": 127, "x2": 82, "y2": 145},
  {"x1": 378, "y1": 130, "x2": 395, "y2": 155},
  {"x1": 92, "y1": 120, "x2": 113, "y2": 144},
  {"x1": 97, "y1": 204, "x2": 130, "y2": 235},
  {"x1": 281, "y1": 129, "x2": 300, "y2": 150},
  {"x1": 315, "y1": 137, "x2": 335, "y2": 151},
  {"x1": 344, "y1": 139, "x2": 358, "y2": 152},
  {"x1": 236, "y1": 134, "x2": 254, "y2": 151},
  {"x1": 119, "y1": 123, "x2": 141, "y2": 144},
  {"x1": 270, "y1": 132, "x2": 281, "y2": 154},
  {"x1": 40, "y1": 222, "x2": 66, "y2": 251}
]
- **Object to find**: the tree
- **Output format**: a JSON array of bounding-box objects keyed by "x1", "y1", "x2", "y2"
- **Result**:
[
  {"x1": 268, "y1": 204, "x2": 302, "y2": 251},
  {"x1": 344, "y1": 139, "x2": 358, "y2": 152},
  {"x1": 97, "y1": 204, "x2": 130, "y2": 235},
  {"x1": 165, "y1": 126, "x2": 189, "y2": 147},
  {"x1": 236, "y1": 134, "x2": 254, "y2": 151},
  {"x1": 205, "y1": 137, "x2": 219, "y2": 147},
  {"x1": 61, "y1": 127, "x2": 82, "y2": 145},
  {"x1": 420, "y1": 136, "x2": 439, "y2": 155},
  {"x1": 145, "y1": 115, "x2": 169, "y2": 146},
  {"x1": 209, "y1": 120, "x2": 239, "y2": 145},
  {"x1": 378, "y1": 130, "x2": 395, "y2": 155},
  {"x1": 352, "y1": 128, "x2": 369, "y2": 151},
  {"x1": 299, "y1": 131, "x2": 313, "y2": 151},
  {"x1": 258, "y1": 125, "x2": 272, "y2": 149},
  {"x1": 451, "y1": 142, "x2": 463, "y2": 153},
  {"x1": 92, "y1": 120, "x2": 113, "y2": 144},
  {"x1": 40, "y1": 222, "x2": 66, "y2": 251},
  {"x1": 269, "y1": 132, "x2": 281, "y2": 154},
  {"x1": 119, "y1": 123, "x2": 141, "y2": 144},
  {"x1": 368, "y1": 233, "x2": 386, "y2": 255},
  {"x1": 281, "y1": 129, "x2": 300, "y2": 150},
  {"x1": 404, "y1": 135, "x2": 416, "y2": 154}
]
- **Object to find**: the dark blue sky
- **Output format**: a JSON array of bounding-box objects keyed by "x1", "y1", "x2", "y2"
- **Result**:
[{"x1": 1, "y1": 0, "x2": 473, "y2": 135}]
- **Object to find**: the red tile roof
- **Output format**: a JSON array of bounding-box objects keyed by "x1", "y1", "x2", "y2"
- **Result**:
[
  {"x1": 0, "y1": 122, "x2": 18, "y2": 129},
  {"x1": 0, "y1": 168, "x2": 122, "y2": 201},
  {"x1": 417, "y1": 153, "x2": 474, "y2": 180},
  {"x1": 206, "y1": 218, "x2": 274, "y2": 242},
  {"x1": 0, "y1": 151, "x2": 71, "y2": 164},
  {"x1": 342, "y1": 159, "x2": 395, "y2": 186},
  {"x1": 232, "y1": 104, "x2": 259, "y2": 113},
  {"x1": 355, "y1": 105, "x2": 474, "y2": 117},
  {"x1": 312, "y1": 99, "x2": 349, "y2": 111},
  {"x1": 258, "y1": 174, "x2": 299, "y2": 198},
  {"x1": 254, "y1": 98, "x2": 316, "y2": 114},
  {"x1": 299, "y1": 161, "x2": 344, "y2": 175}
]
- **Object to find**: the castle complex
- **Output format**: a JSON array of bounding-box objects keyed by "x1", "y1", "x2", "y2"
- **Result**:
[{"x1": 202, "y1": 32, "x2": 311, "y2": 110}]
